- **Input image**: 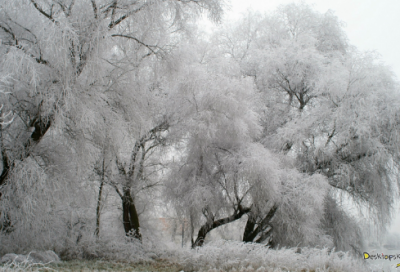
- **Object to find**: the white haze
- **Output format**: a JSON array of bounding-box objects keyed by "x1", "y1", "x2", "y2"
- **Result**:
[{"x1": 223, "y1": 0, "x2": 400, "y2": 80}]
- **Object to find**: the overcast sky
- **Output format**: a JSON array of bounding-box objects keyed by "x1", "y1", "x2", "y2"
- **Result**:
[{"x1": 218, "y1": 0, "x2": 400, "y2": 80}]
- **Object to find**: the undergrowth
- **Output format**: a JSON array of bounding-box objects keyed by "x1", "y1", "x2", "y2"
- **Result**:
[
  {"x1": 165, "y1": 240, "x2": 369, "y2": 272},
  {"x1": 0, "y1": 239, "x2": 377, "y2": 271}
]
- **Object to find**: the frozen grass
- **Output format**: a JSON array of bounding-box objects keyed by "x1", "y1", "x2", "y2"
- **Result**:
[
  {"x1": 0, "y1": 260, "x2": 182, "y2": 272},
  {"x1": 0, "y1": 261, "x2": 51, "y2": 272},
  {"x1": 1, "y1": 240, "x2": 375, "y2": 271},
  {"x1": 46, "y1": 260, "x2": 183, "y2": 272},
  {"x1": 164, "y1": 241, "x2": 370, "y2": 272}
]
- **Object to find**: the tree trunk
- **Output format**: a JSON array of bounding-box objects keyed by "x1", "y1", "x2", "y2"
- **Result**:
[
  {"x1": 243, "y1": 205, "x2": 278, "y2": 246},
  {"x1": 122, "y1": 189, "x2": 141, "y2": 240},
  {"x1": 94, "y1": 153, "x2": 108, "y2": 238},
  {"x1": 192, "y1": 206, "x2": 250, "y2": 248},
  {"x1": 0, "y1": 122, "x2": 9, "y2": 195},
  {"x1": 0, "y1": 115, "x2": 51, "y2": 187},
  {"x1": 190, "y1": 212, "x2": 195, "y2": 247},
  {"x1": 0, "y1": 113, "x2": 12, "y2": 231},
  {"x1": 243, "y1": 212, "x2": 257, "y2": 242},
  {"x1": 181, "y1": 220, "x2": 185, "y2": 248},
  {"x1": 94, "y1": 166, "x2": 104, "y2": 238}
]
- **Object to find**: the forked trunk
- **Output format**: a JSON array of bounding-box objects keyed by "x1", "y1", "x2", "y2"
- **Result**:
[{"x1": 243, "y1": 205, "x2": 278, "y2": 246}]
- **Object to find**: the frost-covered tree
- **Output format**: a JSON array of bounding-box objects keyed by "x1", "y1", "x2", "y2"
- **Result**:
[
  {"x1": 0, "y1": 0, "x2": 224, "y2": 253},
  {"x1": 216, "y1": 3, "x2": 400, "y2": 252},
  {"x1": 162, "y1": 38, "x2": 332, "y2": 249}
]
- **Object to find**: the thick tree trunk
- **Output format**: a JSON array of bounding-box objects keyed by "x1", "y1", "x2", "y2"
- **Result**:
[
  {"x1": 243, "y1": 205, "x2": 278, "y2": 246},
  {"x1": 122, "y1": 189, "x2": 141, "y2": 240},
  {"x1": 243, "y1": 213, "x2": 257, "y2": 242},
  {"x1": 192, "y1": 206, "x2": 250, "y2": 248}
]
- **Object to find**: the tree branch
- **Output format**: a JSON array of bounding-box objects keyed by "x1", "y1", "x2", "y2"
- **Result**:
[
  {"x1": 108, "y1": 4, "x2": 148, "y2": 29},
  {"x1": 0, "y1": 24, "x2": 49, "y2": 65},
  {"x1": 90, "y1": 0, "x2": 98, "y2": 19},
  {"x1": 30, "y1": 0, "x2": 55, "y2": 22},
  {"x1": 0, "y1": 24, "x2": 16, "y2": 42},
  {"x1": 68, "y1": 0, "x2": 75, "y2": 16},
  {"x1": 111, "y1": 34, "x2": 160, "y2": 55}
]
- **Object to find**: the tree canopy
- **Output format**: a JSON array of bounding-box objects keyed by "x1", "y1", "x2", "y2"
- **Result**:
[{"x1": 0, "y1": 0, "x2": 399, "y2": 259}]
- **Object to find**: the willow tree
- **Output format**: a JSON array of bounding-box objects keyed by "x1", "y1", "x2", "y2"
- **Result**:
[
  {"x1": 216, "y1": 3, "x2": 400, "y2": 252},
  {"x1": 0, "y1": 0, "x2": 224, "y2": 253},
  {"x1": 161, "y1": 38, "x2": 331, "y2": 248}
]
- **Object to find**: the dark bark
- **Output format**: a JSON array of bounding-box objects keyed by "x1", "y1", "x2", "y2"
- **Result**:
[
  {"x1": 95, "y1": 157, "x2": 105, "y2": 238},
  {"x1": 0, "y1": 149, "x2": 9, "y2": 188},
  {"x1": 30, "y1": 117, "x2": 52, "y2": 142},
  {"x1": 0, "y1": 107, "x2": 51, "y2": 188},
  {"x1": 243, "y1": 205, "x2": 278, "y2": 246},
  {"x1": 116, "y1": 121, "x2": 169, "y2": 241},
  {"x1": 122, "y1": 189, "x2": 141, "y2": 240},
  {"x1": 243, "y1": 213, "x2": 256, "y2": 242},
  {"x1": 190, "y1": 212, "x2": 195, "y2": 247},
  {"x1": 192, "y1": 206, "x2": 251, "y2": 248},
  {"x1": 30, "y1": 0, "x2": 54, "y2": 22},
  {"x1": 94, "y1": 179, "x2": 103, "y2": 237},
  {"x1": 0, "y1": 120, "x2": 9, "y2": 190}
]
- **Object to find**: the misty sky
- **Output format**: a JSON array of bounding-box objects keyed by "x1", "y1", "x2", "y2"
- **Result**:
[{"x1": 221, "y1": 0, "x2": 400, "y2": 80}]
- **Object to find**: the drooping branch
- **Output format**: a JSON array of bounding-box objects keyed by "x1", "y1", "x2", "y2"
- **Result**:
[
  {"x1": 0, "y1": 24, "x2": 16, "y2": 42},
  {"x1": 111, "y1": 34, "x2": 160, "y2": 55},
  {"x1": 0, "y1": 23, "x2": 49, "y2": 65}
]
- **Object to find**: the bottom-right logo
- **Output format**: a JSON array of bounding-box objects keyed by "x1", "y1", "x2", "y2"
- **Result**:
[{"x1": 364, "y1": 252, "x2": 400, "y2": 268}]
